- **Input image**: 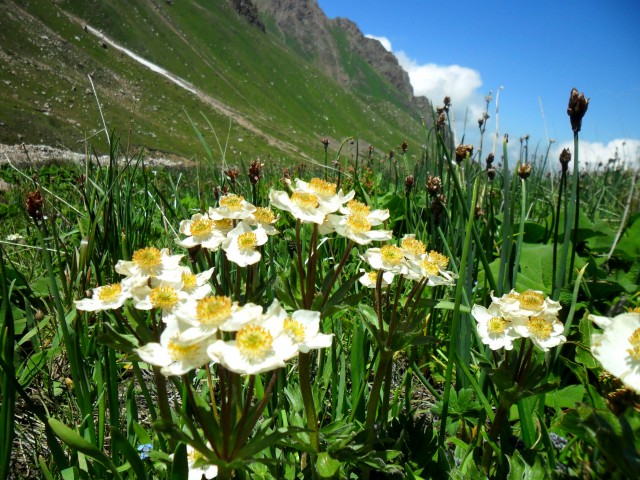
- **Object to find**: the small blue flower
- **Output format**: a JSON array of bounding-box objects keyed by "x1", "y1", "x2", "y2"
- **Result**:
[{"x1": 137, "y1": 443, "x2": 153, "y2": 460}]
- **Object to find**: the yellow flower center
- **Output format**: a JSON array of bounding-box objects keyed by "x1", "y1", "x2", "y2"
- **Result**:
[
  {"x1": 167, "y1": 339, "x2": 200, "y2": 361},
  {"x1": 189, "y1": 217, "x2": 214, "y2": 237},
  {"x1": 630, "y1": 307, "x2": 640, "y2": 314},
  {"x1": 487, "y1": 316, "x2": 507, "y2": 335},
  {"x1": 219, "y1": 194, "x2": 244, "y2": 211},
  {"x1": 132, "y1": 247, "x2": 162, "y2": 269},
  {"x1": 367, "y1": 271, "x2": 379, "y2": 283},
  {"x1": 527, "y1": 316, "x2": 552, "y2": 339},
  {"x1": 380, "y1": 245, "x2": 404, "y2": 266},
  {"x1": 346, "y1": 214, "x2": 371, "y2": 233},
  {"x1": 627, "y1": 328, "x2": 640, "y2": 361},
  {"x1": 402, "y1": 237, "x2": 427, "y2": 256},
  {"x1": 214, "y1": 219, "x2": 233, "y2": 232},
  {"x1": 419, "y1": 260, "x2": 440, "y2": 276},
  {"x1": 98, "y1": 283, "x2": 122, "y2": 302},
  {"x1": 237, "y1": 232, "x2": 258, "y2": 249},
  {"x1": 149, "y1": 286, "x2": 179, "y2": 310},
  {"x1": 309, "y1": 178, "x2": 337, "y2": 196},
  {"x1": 347, "y1": 200, "x2": 370, "y2": 216},
  {"x1": 182, "y1": 272, "x2": 197, "y2": 290},
  {"x1": 254, "y1": 207, "x2": 275, "y2": 224},
  {"x1": 519, "y1": 290, "x2": 545, "y2": 311},
  {"x1": 187, "y1": 448, "x2": 204, "y2": 464},
  {"x1": 284, "y1": 317, "x2": 306, "y2": 343},
  {"x1": 292, "y1": 192, "x2": 319, "y2": 209},
  {"x1": 428, "y1": 251, "x2": 449, "y2": 269},
  {"x1": 196, "y1": 296, "x2": 232, "y2": 326},
  {"x1": 236, "y1": 325, "x2": 273, "y2": 362}
]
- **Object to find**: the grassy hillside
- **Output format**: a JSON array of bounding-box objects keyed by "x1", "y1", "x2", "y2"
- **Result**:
[{"x1": 0, "y1": 0, "x2": 427, "y2": 163}]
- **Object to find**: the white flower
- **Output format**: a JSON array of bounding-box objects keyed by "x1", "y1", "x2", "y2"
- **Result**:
[
  {"x1": 361, "y1": 245, "x2": 411, "y2": 275},
  {"x1": 472, "y1": 304, "x2": 520, "y2": 350},
  {"x1": 269, "y1": 189, "x2": 333, "y2": 224},
  {"x1": 491, "y1": 289, "x2": 561, "y2": 318},
  {"x1": 400, "y1": 235, "x2": 427, "y2": 260},
  {"x1": 263, "y1": 301, "x2": 333, "y2": 358},
  {"x1": 136, "y1": 323, "x2": 212, "y2": 376},
  {"x1": 116, "y1": 247, "x2": 183, "y2": 280},
  {"x1": 325, "y1": 213, "x2": 392, "y2": 245},
  {"x1": 221, "y1": 221, "x2": 268, "y2": 267},
  {"x1": 406, "y1": 256, "x2": 456, "y2": 285},
  {"x1": 179, "y1": 267, "x2": 214, "y2": 298},
  {"x1": 177, "y1": 213, "x2": 228, "y2": 251},
  {"x1": 207, "y1": 324, "x2": 286, "y2": 375},
  {"x1": 208, "y1": 194, "x2": 255, "y2": 220},
  {"x1": 186, "y1": 445, "x2": 218, "y2": 480},
  {"x1": 291, "y1": 178, "x2": 355, "y2": 212},
  {"x1": 173, "y1": 296, "x2": 263, "y2": 344},
  {"x1": 75, "y1": 283, "x2": 131, "y2": 311},
  {"x1": 590, "y1": 311, "x2": 640, "y2": 392},
  {"x1": 512, "y1": 314, "x2": 566, "y2": 351},
  {"x1": 130, "y1": 284, "x2": 190, "y2": 315},
  {"x1": 358, "y1": 269, "x2": 394, "y2": 289},
  {"x1": 246, "y1": 207, "x2": 279, "y2": 235},
  {"x1": 5, "y1": 233, "x2": 25, "y2": 243}
]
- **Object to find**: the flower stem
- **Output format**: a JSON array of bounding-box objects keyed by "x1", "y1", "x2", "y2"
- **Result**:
[{"x1": 298, "y1": 352, "x2": 320, "y2": 453}]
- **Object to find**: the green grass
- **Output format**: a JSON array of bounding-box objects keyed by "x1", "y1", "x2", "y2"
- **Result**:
[{"x1": 0, "y1": 0, "x2": 427, "y2": 162}]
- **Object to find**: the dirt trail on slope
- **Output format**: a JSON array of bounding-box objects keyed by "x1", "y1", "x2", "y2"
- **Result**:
[{"x1": 60, "y1": 10, "x2": 311, "y2": 162}]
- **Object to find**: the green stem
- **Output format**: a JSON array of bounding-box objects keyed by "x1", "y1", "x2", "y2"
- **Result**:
[
  {"x1": 298, "y1": 352, "x2": 320, "y2": 453},
  {"x1": 365, "y1": 351, "x2": 393, "y2": 445},
  {"x1": 554, "y1": 132, "x2": 580, "y2": 299},
  {"x1": 512, "y1": 179, "x2": 527, "y2": 289}
]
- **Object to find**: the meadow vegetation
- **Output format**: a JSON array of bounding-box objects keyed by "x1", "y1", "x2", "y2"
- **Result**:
[{"x1": 1, "y1": 89, "x2": 640, "y2": 479}]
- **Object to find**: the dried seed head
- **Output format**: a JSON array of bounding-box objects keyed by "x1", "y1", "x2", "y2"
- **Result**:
[
  {"x1": 224, "y1": 167, "x2": 240, "y2": 184},
  {"x1": 486, "y1": 167, "x2": 497, "y2": 181},
  {"x1": 26, "y1": 190, "x2": 44, "y2": 219},
  {"x1": 567, "y1": 88, "x2": 589, "y2": 133},
  {"x1": 485, "y1": 153, "x2": 495, "y2": 168},
  {"x1": 248, "y1": 160, "x2": 263, "y2": 185},
  {"x1": 367, "y1": 145, "x2": 374, "y2": 158},
  {"x1": 388, "y1": 149, "x2": 395, "y2": 159},
  {"x1": 321, "y1": 137, "x2": 330, "y2": 149},
  {"x1": 517, "y1": 163, "x2": 532, "y2": 180},
  {"x1": 426, "y1": 175, "x2": 443, "y2": 197},
  {"x1": 443, "y1": 96, "x2": 452, "y2": 110},
  {"x1": 559, "y1": 148, "x2": 572, "y2": 173},
  {"x1": 401, "y1": 140, "x2": 408, "y2": 153},
  {"x1": 455, "y1": 144, "x2": 474, "y2": 163},
  {"x1": 405, "y1": 175, "x2": 415, "y2": 193}
]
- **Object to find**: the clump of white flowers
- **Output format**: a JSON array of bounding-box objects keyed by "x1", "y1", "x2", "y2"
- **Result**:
[
  {"x1": 472, "y1": 289, "x2": 565, "y2": 351},
  {"x1": 590, "y1": 310, "x2": 640, "y2": 393}
]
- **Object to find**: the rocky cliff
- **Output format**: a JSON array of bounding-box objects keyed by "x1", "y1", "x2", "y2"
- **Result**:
[{"x1": 252, "y1": 0, "x2": 432, "y2": 115}]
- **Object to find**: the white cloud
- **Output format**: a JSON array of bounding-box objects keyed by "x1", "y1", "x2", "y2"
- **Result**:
[
  {"x1": 364, "y1": 34, "x2": 392, "y2": 52},
  {"x1": 395, "y1": 52, "x2": 486, "y2": 135},
  {"x1": 551, "y1": 138, "x2": 640, "y2": 169}
]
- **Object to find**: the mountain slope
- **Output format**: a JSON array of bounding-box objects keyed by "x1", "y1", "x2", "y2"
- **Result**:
[{"x1": 0, "y1": 0, "x2": 432, "y2": 163}]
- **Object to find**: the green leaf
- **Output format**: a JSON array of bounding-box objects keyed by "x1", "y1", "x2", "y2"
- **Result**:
[
  {"x1": 111, "y1": 429, "x2": 148, "y2": 480},
  {"x1": 48, "y1": 418, "x2": 122, "y2": 479},
  {"x1": 544, "y1": 385, "x2": 585, "y2": 409},
  {"x1": 435, "y1": 300, "x2": 470, "y2": 313},
  {"x1": 316, "y1": 452, "x2": 340, "y2": 478},
  {"x1": 170, "y1": 443, "x2": 188, "y2": 480}
]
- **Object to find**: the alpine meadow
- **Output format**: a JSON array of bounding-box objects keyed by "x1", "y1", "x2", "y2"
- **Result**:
[{"x1": 1, "y1": 1, "x2": 639, "y2": 479}]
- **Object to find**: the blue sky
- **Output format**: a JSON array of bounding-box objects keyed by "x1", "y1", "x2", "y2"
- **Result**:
[{"x1": 318, "y1": 0, "x2": 640, "y2": 167}]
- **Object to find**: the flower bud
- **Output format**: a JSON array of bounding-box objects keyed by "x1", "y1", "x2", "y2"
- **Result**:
[{"x1": 567, "y1": 88, "x2": 589, "y2": 133}]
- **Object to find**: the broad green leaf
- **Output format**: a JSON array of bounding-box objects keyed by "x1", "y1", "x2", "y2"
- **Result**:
[
  {"x1": 48, "y1": 418, "x2": 122, "y2": 479},
  {"x1": 544, "y1": 385, "x2": 585, "y2": 409},
  {"x1": 316, "y1": 452, "x2": 340, "y2": 478}
]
